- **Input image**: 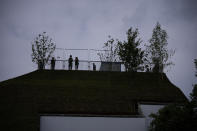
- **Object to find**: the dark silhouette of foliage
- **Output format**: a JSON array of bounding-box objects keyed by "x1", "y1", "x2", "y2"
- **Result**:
[
  {"x1": 149, "y1": 103, "x2": 197, "y2": 131},
  {"x1": 146, "y1": 22, "x2": 175, "y2": 73},
  {"x1": 98, "y1": 35, "x2": 119, "y2": 62},
  {"x1": 31, "y1": 32, "x2": 56, "y2": 70},
  {"x1": 149, "y1": 59, "x2": 197, "y2": 131},
  {"x1": 191, "y1": 84, "x2": 197, "y2": 106},
  {"x1": 195, "y1": 59, "x2": 197, "y2": 77},
  {"x1": 191, "y1": 59, "x2": 197, "y2": 105},
  {"x1": 117, "y1": 28, "x2": 144, "y2": 72}
]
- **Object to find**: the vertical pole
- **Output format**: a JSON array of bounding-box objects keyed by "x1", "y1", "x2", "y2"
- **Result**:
[
  {"x1": 63, "y1": 48, "x2": 66, "y2": 70},
  {"x1": 88, "y1": 49, "x2": 90, "y2": 70}
]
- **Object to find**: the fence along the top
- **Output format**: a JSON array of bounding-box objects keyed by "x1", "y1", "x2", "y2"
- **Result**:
[
  {"x1": 45, "y1": 60, "x2": 125, "y2": 71},
  {"x1": 45, "y1": 48, "x2": 125, "y2": 71},
  {"x1": 54, "y1": 48, "x2": 113, "y2": 61}
]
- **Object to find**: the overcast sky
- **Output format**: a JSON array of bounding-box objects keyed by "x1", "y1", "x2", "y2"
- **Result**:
[{"x1": 0, "y1": 0, "x2": 197, "y2": 98}]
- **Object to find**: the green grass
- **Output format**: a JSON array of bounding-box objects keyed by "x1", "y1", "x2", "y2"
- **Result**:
[
  {"x1": 0, "y1": 70, "x2": 187, "y2": 115},
  {"x1": 0, "y1": 70, "x2": 188, "y2": 130}
]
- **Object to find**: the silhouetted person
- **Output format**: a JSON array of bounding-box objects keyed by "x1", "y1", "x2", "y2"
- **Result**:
[
  {"x1": 68, "y1": 55, "x2": 73, "y2": 70},
  {"x1": 51, "y1": 57, "x2": 56, "y2": 70},
  {"x1": 93, "y1": 63, "x2": 96, "y2": 71},
  {"x1": 75, "y1": 57, "x2": 79, "y2": 70}
]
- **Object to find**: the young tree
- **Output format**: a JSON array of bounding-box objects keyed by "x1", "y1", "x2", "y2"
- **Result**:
[
  {"x1": 31, "y1": 32, "x2": 56, "y2": 70},
  {"x1": 146, "y1": 22, "x2": 175, "y2": 72},
  {"x1": 117, "y1": 28, "x2": 144, "y2": 72},
  {"x1": 97, "y1": 35, "x2": 119, "y2": 62}
]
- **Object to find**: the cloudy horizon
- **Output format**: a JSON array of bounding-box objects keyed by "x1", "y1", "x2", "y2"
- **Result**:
[{"x1": 0, "y1": 0, "x2": 197, "y2": 98}]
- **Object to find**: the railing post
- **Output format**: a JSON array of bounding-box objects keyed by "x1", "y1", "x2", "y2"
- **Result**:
[{"x1": 88, "y1": 49, "x2": 90, "y2": 70}]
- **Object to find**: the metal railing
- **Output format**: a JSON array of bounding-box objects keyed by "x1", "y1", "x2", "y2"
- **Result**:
[{"x1": 45, "y1": 60, "x2": 125, "y2": 72}]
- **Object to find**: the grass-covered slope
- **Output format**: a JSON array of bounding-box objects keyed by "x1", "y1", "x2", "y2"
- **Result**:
[
  {"x1": 0, "y1": 70, "x2": 187, "y2": 130},
  {"x1": 0, "y1": 70, "x2": 187, "y2": 113}
]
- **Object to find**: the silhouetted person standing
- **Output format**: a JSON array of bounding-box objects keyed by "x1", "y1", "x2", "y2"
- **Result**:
[
  {"x1": 93, "y1": 63, "x2": 96, "y2": 71},
  {"x1": 68, "y1": 55, "x2": 73, "y2": 70},
  {"x1": 51, "y1": 57, "x2": 56, "y2": 70},
  {"x1": 75, "y1": 57, "x2": 79, "y2": 70}
]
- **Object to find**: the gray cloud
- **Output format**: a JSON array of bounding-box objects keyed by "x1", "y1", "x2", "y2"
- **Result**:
[{"x1": 161, "y1": 0, "x2": 197, "y2": 23}]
